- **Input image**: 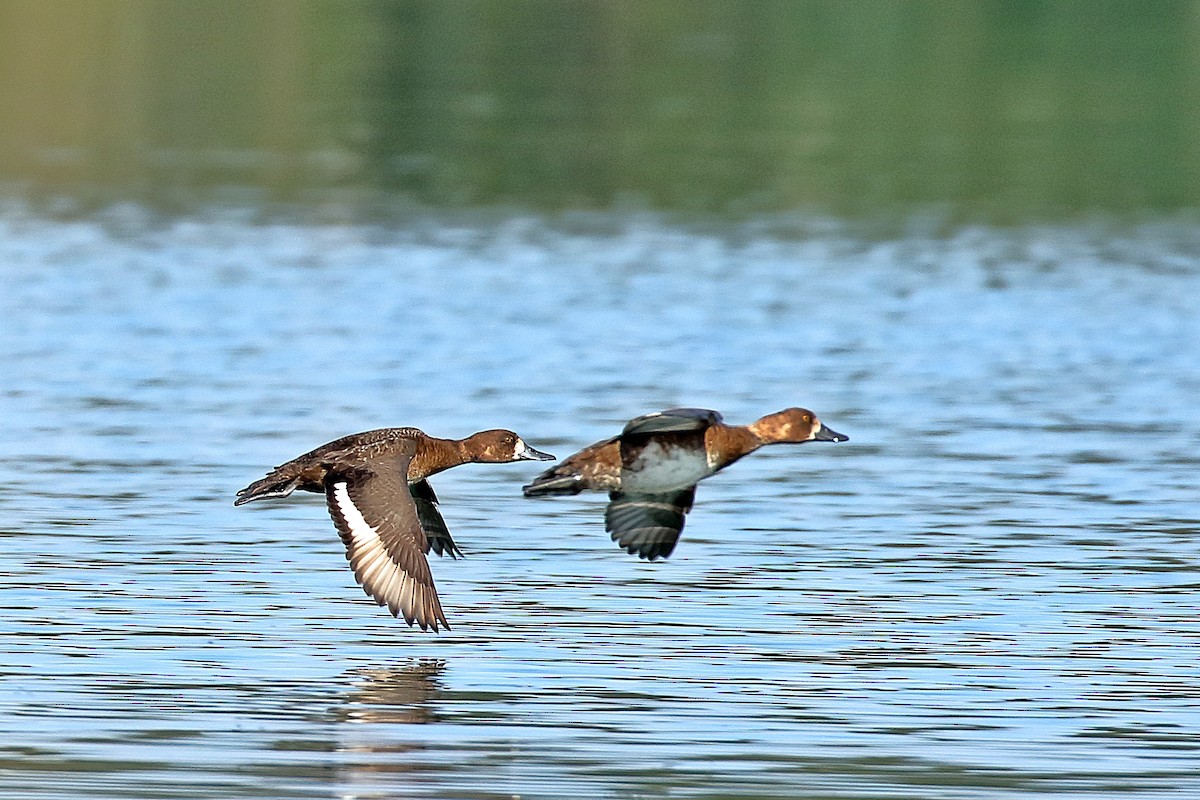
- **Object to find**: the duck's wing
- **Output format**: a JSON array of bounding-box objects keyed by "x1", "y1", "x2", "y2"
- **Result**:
[
  {"x1": 621, "y1": 408, "x2": 722, "y2": 438},
  {"x1": 604, "y1": 486, "x2": 697, "y2": 560},
  {"x1": 324, "y1": 454, "x2": 449, "y2": 632},
  {"x1": 409, "y1": 480, "x2": 463, "y2": 559}
]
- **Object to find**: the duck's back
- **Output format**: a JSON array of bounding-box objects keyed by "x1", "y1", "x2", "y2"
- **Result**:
[
  {"x1": 235, "y1": 427, "x2": 424, "y2": 505},
  {"x1": 523, "y1": 409, "x2": 723, "y2": 497},
  {"x1": 621, "y1": 407, "x2": 722, "y2": 437},
  {"x1": 299, "y1": 427, "x2": 424, "y2": 464}
]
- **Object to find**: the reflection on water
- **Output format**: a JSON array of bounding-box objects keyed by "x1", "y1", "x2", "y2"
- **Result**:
[
  {"x1": 334, "y1": 661, "x2": 446, "y2": 798},
  {"x1": 0, "y1": 208, "x2": 1198, "y2": 798},
  {"x1": 339, "y1": 660, "x2": 446, "y2": 725}
]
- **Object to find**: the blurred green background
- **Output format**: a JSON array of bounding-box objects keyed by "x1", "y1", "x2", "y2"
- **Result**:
[{"x1": 2, "y1": 0, "x2": 1196, "y2": 221}]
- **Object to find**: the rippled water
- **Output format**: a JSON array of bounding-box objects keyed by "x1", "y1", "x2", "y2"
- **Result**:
[{"x1": 1, "y1": 207, "x2": 1198, "y2": 799}]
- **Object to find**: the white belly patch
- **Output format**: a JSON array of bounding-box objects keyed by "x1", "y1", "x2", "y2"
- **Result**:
[{"x1": 622, "y1": 440, "x2": 711, "y2": 492}]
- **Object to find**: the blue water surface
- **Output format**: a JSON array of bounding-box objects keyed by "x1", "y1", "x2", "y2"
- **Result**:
[{"x1": 1, "y1": 207, "x2": 1198, "y2": 799}]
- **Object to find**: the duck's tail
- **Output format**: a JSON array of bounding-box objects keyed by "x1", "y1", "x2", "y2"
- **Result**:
[
  {"x1": 234, "y1": 472, "x2": 302, "y2": 506},
  {"x1": 521, "y1": 465, "x2": 584, "y2": 497}
]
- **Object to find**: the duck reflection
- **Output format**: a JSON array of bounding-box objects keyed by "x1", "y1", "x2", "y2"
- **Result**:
[{"x1": 337, "y1": 659, "x2": 447, "y2": 725}]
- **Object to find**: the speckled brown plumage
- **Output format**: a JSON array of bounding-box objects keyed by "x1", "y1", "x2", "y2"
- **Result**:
[
  {"x1": 236, "y1": 426, "x2": 553, "y2": 631},
  {"x1": 523, "y1": 407, "x2": 846, "y2": 560}
]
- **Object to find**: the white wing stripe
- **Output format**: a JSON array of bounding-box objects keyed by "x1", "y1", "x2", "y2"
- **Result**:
[
  {"x1": 358, "y1": 550, "x2": 391, "y2": 587},
  {"x1": 332, "y1": 481, "x2": 397, "y2": 597},
  {"x1": 333, "y1": 481, "x2": 380, "y2": 544},
  {"x1": 329, "y1": 479, "x2": 444, "y2": 631}
]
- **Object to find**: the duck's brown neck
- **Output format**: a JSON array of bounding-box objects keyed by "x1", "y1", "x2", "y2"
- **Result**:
[
  {"x1": 410, "y1": 435, "x2": 473, "y2": 480},
  {"x1": 745, "y1": 418, "x2": 776, "y2": 445},
  {"x1": 706, "y1": 424, "x2": 763, "y2": 468}
]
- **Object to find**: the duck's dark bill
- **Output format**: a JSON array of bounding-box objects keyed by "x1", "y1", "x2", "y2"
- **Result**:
[
  {"x1": 519, "y1": 443, "x2": 556, "y2": 461},
  {"x1": 814, "y1": 425, "x2": 848, "y2": 443}
]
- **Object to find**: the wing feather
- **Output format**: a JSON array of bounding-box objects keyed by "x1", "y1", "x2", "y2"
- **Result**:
[
  {"x1": 409, "y1": 480, "x2": 464, "y2": 558},
  {"x1": 622, "y1": 408, "x2": 722, "y2": 438},
  {"x1": 324, "y1": 458, "x2": 450, "y2": 632},
  {"x1": 604, "y1": 487, "x2": 697, "y2": 561}
]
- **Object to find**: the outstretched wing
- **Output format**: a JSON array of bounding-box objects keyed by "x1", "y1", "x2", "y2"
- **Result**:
[
  {"x1": 409, "y1": 480, "x2": 463, "y2": 559},
  {"x1": 604, "y1": 487, "x2": 697, "y2": 560},
  {"x1": 324, "y1": 456, "x2": 449, "y2": 632},
  {"x1": 621, "y1": 408, "x2": 722, "y2": 438}
]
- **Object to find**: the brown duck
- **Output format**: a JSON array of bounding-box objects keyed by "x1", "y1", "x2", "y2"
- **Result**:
[
  {"x1": 236, "y1": 427, "x2": 553, "y2": 632},
  {"x1": 523, "y1": 407, "x2": 845, "y2": 560}
]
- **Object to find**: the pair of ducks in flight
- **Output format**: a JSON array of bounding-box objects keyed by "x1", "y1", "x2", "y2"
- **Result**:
[{"x1": 235, "y1": 407, "x2": 847, "y2": 632}]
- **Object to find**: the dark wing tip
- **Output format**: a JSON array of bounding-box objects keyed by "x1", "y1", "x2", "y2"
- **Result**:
[
  {"x1": 387, "y1": 595, "x2": 451, "y2": 632},
  {"x1": 363, "y1": 569, "x2": 451, "y2": 633},
  {"x1": 604, "y1": 489, "x2": 693, "y2": 561},
  {"x1": 410, "y1": 482, "x2": 463, "y2": 560}
]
